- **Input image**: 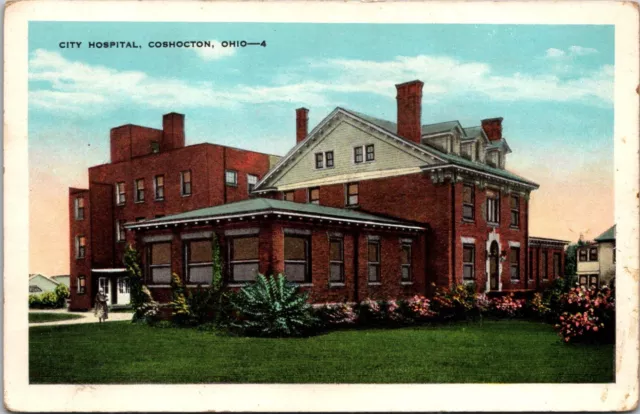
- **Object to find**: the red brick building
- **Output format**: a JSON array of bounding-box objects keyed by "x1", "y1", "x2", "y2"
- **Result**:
[
  {"x1": 68, "y1": 113, "x2": 278, "y2": 310},
  {"x1": 70, "y1": 80, "x2": 569, "y2": 310},
  {"x1": 119, "y1": 80, "x2": 568, "y2": 306}
]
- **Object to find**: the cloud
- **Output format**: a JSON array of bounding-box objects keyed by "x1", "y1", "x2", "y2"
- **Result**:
[
  {"x1": 193, "y1": 40, "x2": 236, "y2": 61},
  {"x1": 28, "y1": 49, "x2": 613, "y2": 116},
  {"x1": 546, "y1": 45, "x2": 598, "y2": 59}
]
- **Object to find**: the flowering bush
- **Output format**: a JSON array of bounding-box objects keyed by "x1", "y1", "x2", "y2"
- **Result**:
[
  {"x1": 554, "y1": 286, "x2": 615, "y2": 343},
  {"x1": 525, "y1": 292, "x2": 550, "y2": 320},
  {"x1": 357, "y1": 298, "x2": 383, "y2": 324},
  {"x1": 431, "y1": 284, "x2": 478, "y2": 320},
  {"x1": 489, "y1": 294, "x2": 525, "y2": 318},
  {"x1": 404, "y1": 295, "x2": 436, "y2": 321},
  {"x1": 384, "y1": 300, "x2": 405, "y2": 323},
  {"x1": 315, "y1": 303, "x2": 358, "y2": 326},
  {"x1": 475, "y1": 293, "x2": 491, "y2": 314}
]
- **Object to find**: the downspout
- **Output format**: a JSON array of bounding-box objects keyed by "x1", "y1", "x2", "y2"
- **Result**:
[
  {"x1": 353, "y1": 232, "x2": 359, "y2": 303},
  {"x1": 450, "y1": 179, "x2": 456, "y2": 287}
]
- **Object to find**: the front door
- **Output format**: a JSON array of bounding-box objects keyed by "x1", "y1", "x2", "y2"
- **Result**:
[
  {"x1": 117, "y1": 277, "x2": 131, "y2": 305},
  {"x1": 98, "y1": 277, "x2": 111, "y2": 305},
  {"x1": 489, "y1": 241, "x2": 500, "y2": 291}
]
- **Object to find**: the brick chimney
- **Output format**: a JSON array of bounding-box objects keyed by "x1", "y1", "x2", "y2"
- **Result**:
[
  {"x1": 396, "y1": 80, "x2": 424, "y2": 144},
  {"x1": 481, "y1": 117, "x2": 503, "y2": 141},
  {"x1": 296, "y1": 108, "x2": 309, "y2": 144},
  {"x1": 162, "y1": 112, "x2": 185, "y2": 150}
]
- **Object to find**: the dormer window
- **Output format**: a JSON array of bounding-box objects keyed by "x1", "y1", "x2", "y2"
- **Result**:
[
  {"x1": 461, "y1": 143, "x2": 472, "y2": 160},
  {"x1": 487, "y1": 150, "x2": 501, "y2": 168},
  {"x1": 475, "y1": 142, "x2": 482, "y2": 161}
]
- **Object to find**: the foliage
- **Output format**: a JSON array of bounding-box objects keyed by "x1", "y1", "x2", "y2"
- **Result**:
[
  {"x1": 229, "y1": 273, "x2": 317, "y2": 337},
  {"x1": 124, "y1": 245, "x2": 148, "y2": 320},
  {"x1": 28, "y1": 285, "x2": 69, "y2": 309},
  {"x1": 430, "y1": 283, "x2": 478, "y2": 320},
  {"x1": 564, "y1": 243, "x2": 580, "y2": 277},
  {"x1": 314, "y1": 303, "x2": 358, "y2": 326},
  {"x1": 357, "y1": 298, "x2": 383, "y2": 324},
  {"x1": 170, "y1": 273, "x2": 193, "y2": 326},
  {"x1": 489, "y1": 294, "x2": 525, "y2": 318},
  {"x1": 29, "y1": 313, "x2": 84, "y2": 323},
  {"x1": 525, "y1": 292, "x2": 550, "y2": 320},
  {"x1": 404, "y1": 295, "x2": 437, "y2": 321},
  {"x1": 554, "y1": 286, "x2": 615, "y2": 343},
  {"x1": 542, "y1": 275, "x2": 578, "y2": 321}
]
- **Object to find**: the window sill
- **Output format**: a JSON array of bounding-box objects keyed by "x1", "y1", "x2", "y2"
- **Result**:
[
  {"x1": 148, "y1": 284, "x2": 171, "y2": 288},
  {"x1": 134, "y1": 200, "x2": 145, "y2": 204},
  {"x1": 461, "y1": 218, "x2": 475, "y2": 224},
  {"x1": 510, "y1": 279, "x2": 521, "y2": 283},
  {"x1": 510, "y1": 226, "x2": 520, "y2": 230},
  {"x1": 295, "y1": 283, "x2": 313, "y2": 287},
  {"x1": 400, "y1": 281, "x2": 413, "y2": 286},
  {"x1": 154, "y1": 198, "x2": 165, "y2": 202},
  {"x1": 330, "y1": 283, "x2": 345, "y2": 288},
  {"x1": 116, "y1": 203, "x2": 126, "y2": 207},
  {"x1": 181, "y1": 193, "x2": 192, "y2": 198},
  {"x1": 487, "y1": 222, "x2": 500, "y2": 227},
  {"x1": 225, "y1": 184, "x2": 238, "y2": 187},
  {"x1": 186, "y1": 284, "x2": 210, "y2": 287},
  {"x1": 344, "y1": 204, "x2": 360, "y2": 209},
  {"x1": 463, "y1": 279, "x2": 475, "y2": 284},
  {"x1": 368, "y1": 282, "x2": 381, "y2": 286}
]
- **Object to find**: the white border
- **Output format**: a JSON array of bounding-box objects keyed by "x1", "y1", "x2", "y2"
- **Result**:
[{"x1": 4, "y1": 1, "x2": 639, "y2": 412}]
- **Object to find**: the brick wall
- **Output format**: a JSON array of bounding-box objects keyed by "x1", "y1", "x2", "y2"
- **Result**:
[{"x1": 69, "y1": 188, "x2": 92, "y2": 310}]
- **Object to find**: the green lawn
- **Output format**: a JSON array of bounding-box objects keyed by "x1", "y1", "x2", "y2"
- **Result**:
[
  {"x1": 29, "y1": 320, "x2": 614, "y2": 384},
  {"x1": 28, "y1": 313, "x2": 85, "y2": 324}
]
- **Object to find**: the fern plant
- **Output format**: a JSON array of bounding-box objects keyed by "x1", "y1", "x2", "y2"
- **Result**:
[{"x1": 230, "y1": 274, "x2": 317, "y2": 337}]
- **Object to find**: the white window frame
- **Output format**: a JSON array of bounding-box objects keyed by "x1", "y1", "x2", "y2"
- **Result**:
[
  {"x1": 462, "y1": 184, "x2": 475, "y2": 221},
  {"x1": 181, "y1": 170, "x2": 192, "y2": 196},
  {"x1": 510, "y1": 246, "x2": 520, "y2": 281},
  {"x1": 77, "y1": 275, "x2": 86, "y2": 294},
  {"x1": 463, "y1": 243, "x2": 475, "y2": 281},
  {"x1": 247, "y1": 174, "x2": 258, "y2": 194},
  {"x1": 116, "y1": 220, "x2": 126, "y2": 243},
  {"x1": 486, "y1": 190, "x2": 500, "y2": 224},
  {"x1": 75, "y1": 235, "x2": 86, "y2": 259},
  {"x1": 400, "y1": 240, "x2": 412, "y2": 283},
  {"x1": 134, "y1": 178, "x2": 145, "y2": 203},
  {"x1": 74, "y1": 197, "x2": 85, "y2": 220},
  {"x1": 308, "y1": 187, "x2": 320, "y2": 205},
  {"x1": 185, "y1": 239, "x2": 213, "y2": 285},
  {"x1": 284, "y1": 235, "x2": 311, "y2": 284},
  {"x1": 228, "y1": 236, "x2": 260, "y2": 283},
  {"x1": 148, "y1": 242, "x2": 172, "y2": 284},
  {"x1": 510, "y1": 195, "x2": 520, "y2": 228},
  {"x1": 329, "y1": 237, "x2": 344, "y2": 284},
  {"x1": 367, "y1": 239, "x2": 381, "y2": 284},
  {"x1": 345, "y1": 182, "x2": 359, "y2": 207},
  {"x1": 115, "y1": 182, "x2": 126, "y2": 205},
  {"x1": 225, "y1": 170, "x2": 237, "y2": 187},
  {"x1": 154, "y1": 175, "x2": 165, "y2": 200}
]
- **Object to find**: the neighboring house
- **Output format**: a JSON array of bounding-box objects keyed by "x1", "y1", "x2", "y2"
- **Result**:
[
  {"x1": 528, "y1": 237, "x2": 570, "y2": 290},
  {"x1": 50, "y1": 275, "x2": 70, "y2": 288},
  {"x1": 29, "y1": 274, "x2": 61, "y2": 294},
  {"x1": 577, "y1": 225, "x2": 616, "y2": 288},
  {"x1": 122, "y1": 79, "x2": 566, "y2": 305},
  {"x1": 68, "y1": 113, "x2": 280, "y2": 311}
]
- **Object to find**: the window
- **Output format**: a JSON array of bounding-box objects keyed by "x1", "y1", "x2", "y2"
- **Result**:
[
  {"x1": 354, "y1": 146, "x2": 363, "y2": 164},
  {"x1": 283, "y1": 191, "x2": 295, "y2": 202},
  {"x1": 150, "y1": 141, "x2": 160, "y2": 153},
  {"x1": 486, "y1": 189, "x2": 500, "y2": 224},
  {"x1": 589, "y1": 247, "x2": 598, "y2": 262},
  {"x1": 116, "y1": 182, "x2": 126, "y2": 205},
  {"x1": 135, "y1": 179, "x2": 145, "y2": 202},
  {"x1": 401, "y1": 241, "x2": 412, "y2": 282},
  {"x1": 229, "y1": 237, "x2": 260, "y2": 282},
  {"x1": 149, "y1": 242, "x2": 171, "y2": 284},
  {"x1": 510, "y1": 247, "x2": 520, "y2": 280},
  {"x1": 325, "y1": 151, "x2": 334, "y2": 168},
  {"x1": 116, "y1": 220, "x2": 126, "y2": 243},
  {"x1": 29, "y1": 285, "x2": 42, "y2": 293},
  {"x1": 367, "y1": 240, "x2": 380, "y2": 283},
  {"x1": 541, "y1": 252, "x2": 548, "y2": 280},
  {"x1": 181, "y1": 171, "x2": 192, "y2": 196},
  {"x1": 553, "y1": 252, "x2": 561, "y2": 278},
  {"x1": 315, "y1": 153, "x2": 324, "y2": 169},
  {"x1": 366, "y1": 144, "x2": 375, "y2": 161},
  {"x1": 74, "y1": 197, "x2": 85, "y2": 220},
  {"x1": 329, "y1": 237, "x2": 344, "y2": 283},
  {"x1": 154, "y1": 175, "x2": 164, "y2": 200},
  {"x1": 475, "y1": 143, "x2": 482, "y2": 161},
  {"x1": 225, "y1": 170, "x2": 237, "y2": 186},
  {"x1": 346, "y1": 183, "x2": 359, "y2": 206},
  {"x1": 487, "y1": 151, "x2": 501, "y2": 168},
  {"x1": 510, "y1": 195, "x2": 520, "y2": 227},
  {"x1": 75, "y1": 235, "x2": 86, "y2": 259},
  {"x1": 247, "y1": 174, "x2": 258, "y2": 194},
  {"x1": 462, "y1": 184, "x2": 474, "y2": 220},
  {"x1": 528, "y1": 250, "x2": 534, "y2": 280},
  {"x1": 579, "y1": 248, "x2": 588, "y2": 262},
  {"x1": 284, "y1": 236, "x2": 310, "y2": 283},
  {"x1": 118, "y1": 278, "x2": 130, "y2": 294},
  {"x1": 186, "y1": 240, "x2": 213, "y2": 284},
  {"x1": 461, "y1": 144, "x2": 472, "y2": 160},
  {"x1": 77, "y1": 275, "x2": 86, "y2": 294},
  {"x1": 308, "y1": 187, "x2": 320, "y2": 205},
  {"x1": 463, "y1": 244, "x2": 475, "y2": 281}
]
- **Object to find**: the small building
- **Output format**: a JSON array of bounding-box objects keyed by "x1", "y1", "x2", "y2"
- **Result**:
[
  {"x1": 50, "y1": 275, "x2": 70, "y2": 288},
  {"x1": 577, "y1": 225, "x2": 616, "y2": 288},
  {"x1": 528, "y1": 237, "x2": 569, "y2": 290},
  {"x1": 28, "y1": 274, "x2": 62, "y2": 294}
]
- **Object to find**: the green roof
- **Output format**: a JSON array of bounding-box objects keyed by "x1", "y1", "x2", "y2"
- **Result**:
[
  {"x1": 595, "y1": 225, "x2": 616, "y2": 242},
  {"x1": 342, "y1": 108, "x2": 537, "y2": 188},
  {"x1": 131, "y1": 198, "x2": 423, "y2": 229},
  {"x1": 343, "y1": 109, "x2": 464, "y2": 137},
  {"x1": 463, "y1": 126, "x2": 484, "y2": 139}
]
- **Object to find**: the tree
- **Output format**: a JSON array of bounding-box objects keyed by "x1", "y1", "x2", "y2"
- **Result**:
[{"x1": 124, "y1": 244, "x2": 147, "y2": 319}]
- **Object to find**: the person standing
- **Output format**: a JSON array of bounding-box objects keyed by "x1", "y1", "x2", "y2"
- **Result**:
[{"x1": 94, "y1": 288, "x2": 109, "y2": 323}]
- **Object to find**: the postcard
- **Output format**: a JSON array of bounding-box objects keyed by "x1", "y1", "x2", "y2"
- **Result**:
[{"x1": 4, "y1": 1, "x2": 639, "y2": 412}]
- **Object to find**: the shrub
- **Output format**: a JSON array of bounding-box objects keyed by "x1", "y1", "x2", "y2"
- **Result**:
[
  {"x1": 54, "y1": 284, "x2": 70, "y2": 308},
  {"x1": 357, "y1": 298, "x2": 383, "y2": 325},
  {"x1": 404, "y1": 295, "x2": 436, "y2": 322},
  {"x1": 384, "y1": 300, "x2": 405, "y2": 323},
  {"x1": 525, "y1": 292, "x2": 550, "y2": 320},
  {"x1": 489, "y1": 294, "x2": 525, "y2": 318},
  {"x1": 230, "y1": 274, "x2": 317, "y2": 337},
  {"x1": 554, "y1": 286, "x2": 615, "y2": 343},
  {"x1": 170, "y1": 273, "x2": 193, "y2": 326},
  {"x1": 315, "y1": 303, "x2": 358, "y2": 327},
  {"x1": 29, "y1": 294, "x2": 40, "y2": 308},
  {"x1": 124, "y1": 245, "x2": 152, "y2": 321},
  {"x1": 431, "y1": 284, "x2": 477, "y2": 321}
]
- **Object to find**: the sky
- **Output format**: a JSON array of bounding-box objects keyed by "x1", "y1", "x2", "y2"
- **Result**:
[{"x1": 28, "y1": 22, "x2": 614, "y2": 275}]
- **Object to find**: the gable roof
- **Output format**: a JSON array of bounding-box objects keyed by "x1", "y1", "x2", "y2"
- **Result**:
[
  {"x1": 255, "y1": 107, "x2": 537, "y2": 192},
  {"x1": 595, "y1": 225, "x2": 616, "y2": 242},
  {"x1": 126, "y1": 198, "x2": 425, "y2": 231}
]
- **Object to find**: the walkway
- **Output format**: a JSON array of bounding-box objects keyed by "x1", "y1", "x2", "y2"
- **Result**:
[{"x1": 29, "y1": 308, "x2": 133, "y2": 327}]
